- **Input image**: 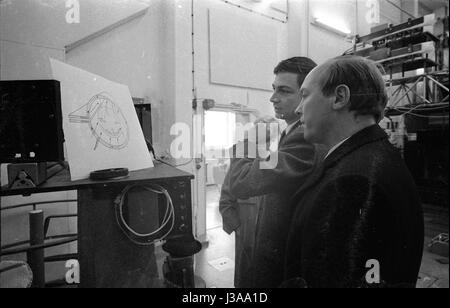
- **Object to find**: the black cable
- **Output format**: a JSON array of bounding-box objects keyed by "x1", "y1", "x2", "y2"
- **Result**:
[
  {"x1": 173, "y1": 159, "x2": 194, "y2": 167},
  {"x1": 145, "y1": 138, "x2": 157, "y2": 159},
  {"x1": 156, "y1": 158, "x2": 175, "y2": 168},
  {"x1": 156, "y1": 158, "x2": 194, "y2": 168},
  {"x1": 147, "y1": 138, "x2": 193, "y2": 168}
]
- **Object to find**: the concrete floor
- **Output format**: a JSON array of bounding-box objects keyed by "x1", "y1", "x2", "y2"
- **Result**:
[
  {"x1": 193, "y1": 185, "x2": 449, "y2": 288},
  {"x1": 417, "y1": 204, "x2": 449, "y2": 288},
  {"x1": 417, "y1": 241, "x2": 449, "y2": 288},
  {"x1": 195, "y1": 185, "x2": 234, "y2": 288},
  {"x1": 206, "y1": 185, "x2": 223, "y2": 231}
]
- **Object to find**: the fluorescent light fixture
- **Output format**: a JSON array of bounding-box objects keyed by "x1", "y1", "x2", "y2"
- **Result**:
[
  {"x1": 311, "y1": 17, "x2": 352, "y2": 37},
  {"x1": 252, "y1": 0, "x2": 275, "y2": 12}
]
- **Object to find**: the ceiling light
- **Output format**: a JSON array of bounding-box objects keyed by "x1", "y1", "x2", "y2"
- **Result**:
[{"x1": 311, "y1": 17, "x2": 352, "y2": 37}]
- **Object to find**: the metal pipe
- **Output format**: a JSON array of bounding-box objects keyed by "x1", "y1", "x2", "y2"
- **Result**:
[
  {"x1": 1, "y1": 239, "x2": 30, "y2": 250},
  {"x1": 426, "y1": 75, "x2": 449, "y2": 92},
  {"x1": 0, "y1": 262, "x2": 25, "y2": 274},
  {"x1": 390, "y1": 76, "x2": 423, "y2": 107},
  {"x1": 385, "y1": 0, "x2": 416, "y2": 19},
  {"x1": 1, "y1": 234, "x2": 78, "y2": 250},
  {"x1": 1, "y1": 235, "x2": 78, "y2": 255},
  {"x1": 409, "y1": 87, "x2": 434, "y2": 105},
  {"x1": 0, "y1": 199, "x2": 77, "y2": 211},
  {"x1": 45, "y1": 253, "x2": 78, "y2": 263},
  {"x1": 65, "y1": 7, "x2": 149, "y2": 53},
  {"x1": 28, "y1": 210, "x2": 45, "y2": 288}
]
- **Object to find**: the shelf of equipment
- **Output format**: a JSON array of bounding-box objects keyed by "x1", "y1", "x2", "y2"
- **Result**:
[
  {"x1": 345, "y1": 13, "x2": 449, "y2": 207},
  {"x1": 345, "y1": 13, "x2": 449, "y2": 122}
]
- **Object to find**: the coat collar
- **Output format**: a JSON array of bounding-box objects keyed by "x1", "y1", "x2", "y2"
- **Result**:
[
  {"x1": 289, "y1": 124, "x2": 388, "y2": 207},
  {"x1": 280, "y1": 120, "x2": 303, "y2": 145},
  {"x1": 322, "y1": 124, "x2": 388, "y2": 169}
]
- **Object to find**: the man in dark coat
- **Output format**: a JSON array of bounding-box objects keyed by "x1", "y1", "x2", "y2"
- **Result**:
[
  {"x1": 220, "y1": 57, "x2": 324, "y2": 288},
  {"x1": 284, "y1": 55, "x2": 424, "y2": 288}
]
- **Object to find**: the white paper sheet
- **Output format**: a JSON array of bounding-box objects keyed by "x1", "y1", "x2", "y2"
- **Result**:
[{"x1": 50, "y1": 58, "x2": 153, "y2": 181}]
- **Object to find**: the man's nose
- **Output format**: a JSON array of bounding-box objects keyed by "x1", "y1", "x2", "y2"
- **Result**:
[{"x1": 270, "y1": 93, "x2": 279, "y2": 104}]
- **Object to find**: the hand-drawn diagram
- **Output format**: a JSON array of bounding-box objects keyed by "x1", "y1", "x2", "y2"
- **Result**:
[{"x1": 69, "y1": 92, "x2": 129, "y2": 150}]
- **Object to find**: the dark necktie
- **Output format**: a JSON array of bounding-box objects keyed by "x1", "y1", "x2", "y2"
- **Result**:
[{"x1": 279, "y1": 130, "x2": 287, "y2": 144}]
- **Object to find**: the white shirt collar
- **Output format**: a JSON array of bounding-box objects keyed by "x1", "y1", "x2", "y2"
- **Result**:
[
  {"x1": 284, "y1": 119, "x2": 301, "y2": 136},
  {"x1": 324, "y1": 136, "x2": 351, "y2": 160}
]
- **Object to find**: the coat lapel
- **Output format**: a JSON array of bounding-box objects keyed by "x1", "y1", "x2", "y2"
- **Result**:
[
  {"x1": 279, "y1": 120, "x2": 303, "y2": 146},
  {"x1": 289, "y1": 160, "x2": 326, "y2": 208},
  {"x1": 322, "y1": 125, "x2": 388, "y2": 170},
  {"x1": 289, "y1": 125, "x2": 388, "y2": 207}
]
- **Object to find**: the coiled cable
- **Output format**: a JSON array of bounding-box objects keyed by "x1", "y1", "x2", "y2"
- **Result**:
[{"x1": 114, "y1": 184, "x2": 175, "y2": 246}]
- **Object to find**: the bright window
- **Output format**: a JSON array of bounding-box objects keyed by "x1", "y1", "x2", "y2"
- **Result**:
[{"x1": 205, "y1": 110, "x2": 236, "y2": 154}]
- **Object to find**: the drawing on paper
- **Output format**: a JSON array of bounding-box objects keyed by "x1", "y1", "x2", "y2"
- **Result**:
[{"x1": 69, "y1": 92, "x2": 129, "y2": 150}]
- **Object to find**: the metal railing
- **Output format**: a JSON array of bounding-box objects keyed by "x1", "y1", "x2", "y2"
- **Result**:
[{"x1": 1, "y1": 199, "x2": 78, "y2": 288}]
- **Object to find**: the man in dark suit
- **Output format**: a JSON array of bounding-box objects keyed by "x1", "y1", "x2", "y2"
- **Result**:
[
  {"x1": 284, "y1": 55, "x2": 424, "y2": 288},
  {"x1": 220, "y1": 57, "x2": 324, "y2": 288}
]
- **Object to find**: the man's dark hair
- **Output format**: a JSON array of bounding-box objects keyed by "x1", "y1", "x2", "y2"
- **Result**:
[
  {"x1": 273, "y1": 57, "x2": 317, "y2": 87},
  {"x1": 320, "y1": 55, "x2": 388, "y2": 123}
]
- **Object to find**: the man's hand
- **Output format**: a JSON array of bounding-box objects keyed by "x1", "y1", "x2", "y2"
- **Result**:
[{"x1": 246, "y1": 116, "x2": 280, "y2": 145}]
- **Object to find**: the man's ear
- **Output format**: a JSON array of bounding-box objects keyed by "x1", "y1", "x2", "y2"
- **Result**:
[{"x1": 332, "y1": 84, "x2": 351, "y2": 111}]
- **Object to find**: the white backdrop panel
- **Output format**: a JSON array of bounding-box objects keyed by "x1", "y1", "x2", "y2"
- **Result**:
[{"x1": 209, "y1": 8, "x2": 278, "y2": 91}]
